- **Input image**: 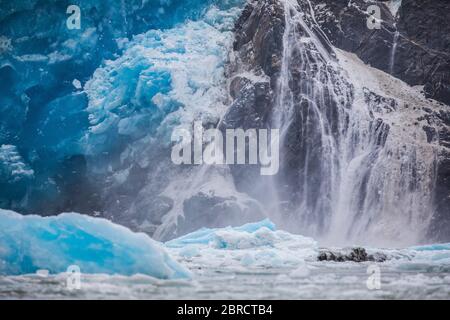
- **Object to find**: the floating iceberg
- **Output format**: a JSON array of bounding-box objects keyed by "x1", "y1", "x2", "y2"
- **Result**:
[
  {"x1": 166, "y1": 219, "x2": 276, "y2": 248},
  {"x1": 0, "y1": 209, "x2": 189, "y2": 278},
  {"x1": 407, "y1": 243, "x2": 450, "y2": 264},
  {"x1": 166, "y1": 219, "x2": 318, "y2": 268},
  {"x1": 411, "y1": 243, "x2": 450, "y2": 252}
]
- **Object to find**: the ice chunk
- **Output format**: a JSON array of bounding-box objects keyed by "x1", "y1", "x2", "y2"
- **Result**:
[
  {"x1": 0, "y1": 210, "x2": 190, "y2": 279},
  {"x1": 289, "y1": 262, "x2": 311, "y2": 278},
  {"x1": 411, "y1": 243, "x2": 450, "y2": 251},
  {"x1": 165, "y1": 219, "x2": 276, "y2": 248},
  {"x1": 390, "y1": 243, "x2": 450, "y2": 272},
  {"x1": 409, "y1": 243, "x2": 450, "y2": 264},
  {"x1": 214, "y1": 227, "x2": 279, "y2": 250},
  {"x1": 166, "y1": 220, "x2": 318, "y2": 268},
  {"x1": 72, "y1": 79, "x2": 82, "y2": 90}
]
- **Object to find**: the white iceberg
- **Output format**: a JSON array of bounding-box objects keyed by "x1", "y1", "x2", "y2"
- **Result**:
[
  {"x1": 0, "y1": 209, "x2": 190, "y2": 279},
  {"x1": 166, "y1": 219, "x2": 318, "y2": 268}
]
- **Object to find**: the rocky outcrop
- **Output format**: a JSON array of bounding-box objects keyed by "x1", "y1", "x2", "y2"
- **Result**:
[
  {"x1": 396, "y1": 0, "x2": 450, "y2": 106},
  {"x1": 318, "y1": 248, "x2": 387, "y2": 262},
  {"x1": 424, "y1": 109, "x2": 450, "y2": 241},
  {"x1": 219, "y1": 0, "x2": 284, "y2": 196},
  {"x1": 227, "y1": 0, "x2": 450, "y2": 243},
  {"x1": 311, "y1": 0, "x2": 450, "y2": 107},
  {"x1": 177, "y1": 192, "x2": 264, "y2": 236},
  {"x1": 233, "y1": 0, "x2": 285, "y2": 82}
]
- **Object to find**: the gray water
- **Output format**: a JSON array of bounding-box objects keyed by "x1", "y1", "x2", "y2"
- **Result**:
[{"x1": 1, "y1": 260, "x2": 449, "y2": 299}]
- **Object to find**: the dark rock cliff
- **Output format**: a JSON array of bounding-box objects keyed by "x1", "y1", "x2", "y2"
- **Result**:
[
  {"x1": 310, "y1": 0, "x2": 450, "y2": 241},
  {"x1": 311, "y1": 0, "x2": 450, "y2": 107},
  {"x1": 228, "y1": 0, "x2": 450, "y2": 242}
]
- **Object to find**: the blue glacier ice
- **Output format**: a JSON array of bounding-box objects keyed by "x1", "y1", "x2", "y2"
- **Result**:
[
  {"x1": 0, "y1": 0, "x2": 244, "y2": 215},
  {"x1": 166, "y1": 219, "x2": 318, "y2": 268},
  {"x1": 411, "y1": 243, "x2": 450, "y2": 251},
  {"x1": 83, "y1": 8, "x2": 240, "y2": 156},
  {"x1": 0, "y1": 209, "x2": 190, "y2": 278},
  {"x1": 163, "y1": 218, "x2": 318, "y2": 253},
  {"x1": 166, "y1": 219, "x2": 277, "y2": 248},
  {"x1": 408, "y1": 243, "x2": 450, "y2": 263}
]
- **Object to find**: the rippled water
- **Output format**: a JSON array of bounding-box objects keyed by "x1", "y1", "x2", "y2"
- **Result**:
[{"x1": 1, "y1": 255, "x2": 449, "y2": 300}]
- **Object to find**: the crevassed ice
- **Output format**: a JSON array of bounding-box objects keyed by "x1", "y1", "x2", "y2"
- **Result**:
[
  {"x1": 83, "y1": 6, "x2": 242, "y2": 156},
  {"x1": 0, "y1": 209, "x2": 190, "y2": 278},
  {"x1": 166, "y1": 219, "x2": 278, "y2": 248},
  {"x1": 0, "y1": 1, "x2": 244, "y2": 211},
  {"x1": 0, "y1": 145, "x2": 34, "y2": 182}
]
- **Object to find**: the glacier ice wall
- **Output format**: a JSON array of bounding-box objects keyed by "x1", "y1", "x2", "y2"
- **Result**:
[{"x1": 0, "y1": 0, "x2": 245, "y2": 220}]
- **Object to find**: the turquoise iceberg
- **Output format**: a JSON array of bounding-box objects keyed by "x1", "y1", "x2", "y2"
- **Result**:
[
  {"x1": 0, "y1": 209, "x2": 189, "y2": 278},
  {"x1": 165, "y1": 219, "x2": 277, "y2": 248}
]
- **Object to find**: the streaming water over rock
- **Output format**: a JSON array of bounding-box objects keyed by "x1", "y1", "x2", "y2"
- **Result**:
[
  {"x1": 269, "y1": 0, "x2": 354, "y2": 237},
  {"x1": 389, "y1": 30, "x2": 399, "y2": 74},
  {"x1": 228, "y1": 0, "x2": 446, "y2": 246},
  {"x1": 1, "y1": 0, "x2": 449, "y2": 246}
]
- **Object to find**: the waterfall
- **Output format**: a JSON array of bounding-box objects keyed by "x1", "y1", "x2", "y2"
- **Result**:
[
  {"x1": 270, "y1": 0, "x2": 353, "y2": 237},
  {"x1": 269, "y1": 0, "x2": 438, "y2": 246},
  {"x1": 389, "y1": 30, "x2": 400, "y2": 74}
]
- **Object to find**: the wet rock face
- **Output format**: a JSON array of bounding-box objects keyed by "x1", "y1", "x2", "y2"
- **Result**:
[
  {"x1": 233, "y1": 0, "x2": 285, "y2": 82},
  {"x1": 229, "y1": 0, "x2": 450, "y2": 242},
  {"x1": 427, "y1": 109, "x2": 450, "y2": 241},
  {"x1": 397, "y1": 0, "x2": 450, "y2": 105},
  {"x1": 311, "y1": 0, "x2": 450, "y2": 107},
  {"x1": 221, "y1": 0, "x2": 284, "y2": 196},
  {"x1": 312, "y1": 0, "x2": 395, "y2": 72}
]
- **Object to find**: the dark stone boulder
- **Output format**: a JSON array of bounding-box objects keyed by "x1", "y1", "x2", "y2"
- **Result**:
[{"x1": 318, "y1": 248, "x2": 387, "y2": 262}]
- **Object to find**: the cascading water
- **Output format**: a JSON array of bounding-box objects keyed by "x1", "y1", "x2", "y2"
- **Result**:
[
  {"x1": 268, "y1": 0, "x2": 439, "y2": 246},
  {"x1": 0, "y1": 0, "x2": 445, "y2": 247},
  {"x1": 389, "y1": 29, "x2": 400, "y2": 74},
  {"x1": 270, "y1": 0, "x2": 352, "y2": 236}
]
